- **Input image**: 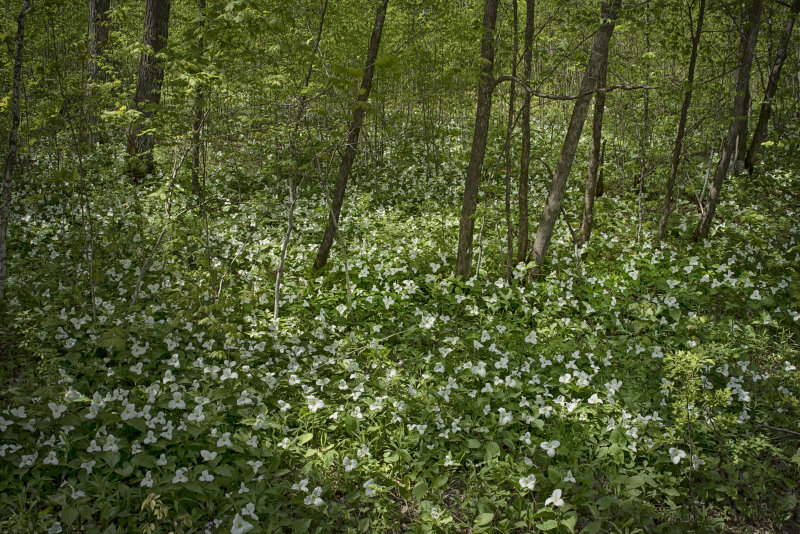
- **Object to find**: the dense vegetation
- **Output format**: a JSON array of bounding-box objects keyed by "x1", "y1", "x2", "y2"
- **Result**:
[{"x1": 1, "y1": 0, "x2": 799, "y2": 533}]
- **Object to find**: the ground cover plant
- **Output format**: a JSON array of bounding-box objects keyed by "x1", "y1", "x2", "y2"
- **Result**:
[{"x1": 1, "y1": 0, "x2": 800, "y2": 533}]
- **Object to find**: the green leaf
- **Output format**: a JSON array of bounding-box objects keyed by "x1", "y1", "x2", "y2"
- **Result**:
[
  {"x1": 297, "y1": 432, "x2": 313, "y2": 445},
  {"x1": 536, "y1": 519, "x2": 559, "y2": 530},
  {"x1": 474, "y1": 512, "x2": 494, "y2": 526},
  {"x1": 61, "y1": 506, "x2": 79, "y2": 526},
  {"x1": 561, "y1": 513, "x2": 577, "y2": 533},
  {"x1": 412, "y1": 481, "x2": 428, "y2": 500},
  {"x1": 467, "y1": 439, "x2": 481, "y2": 449},
  {"x1": 583, "y1": 520, "x2": 603, "y2": 534}
]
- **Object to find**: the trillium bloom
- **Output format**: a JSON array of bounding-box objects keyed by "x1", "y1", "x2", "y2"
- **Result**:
[
  {"x1": 363, "y1": 479, "x2": 378, "y2": 497},
  {"x1": 304, "y1": 486, "x2": 324, "y2": 506},
  {"x1": 291, "y1": 478, "x2": 309, "y2": 492},
  {"x1": 545, "y1": 488, "x2": 564, "y2": 507},
  {"x1": 231, "y1": 513, "x2": 254, "y2": 534},
  {"x1": 519, "y1": 474, "x2": 536, "y2": 490},
  {"x1": 48, "y1": 402, "x2": 67, "y2": 419},
  {"x1": 498, "y1": 408, "x2": 512, "y2": 425},
  {"x1": 669, "y1": 447, "x2": 686, "y2": 464},
  {"x1": 563, "y1": 470, "x2": 576, "y2": 483},
  {"x1": 343, "y1": 456, "x2": 358, "y2": 472},
  {"x1": 587, "y1": 393, "x2": 603, "y2": 404},
  {"x1": 241, "y1": 502, "x2": 259, "y2": 520},
  {"x1": 307, "y1": 396, "x2": 324, "y2": 413},
  {"x1": 541, "y1": 440, "x2": 560, "y2": 457}
]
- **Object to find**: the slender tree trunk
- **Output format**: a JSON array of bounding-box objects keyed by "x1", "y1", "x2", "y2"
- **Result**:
[
  {"x1": 127, "y1": 0, "x2": 171, "y2": 183},
  {"x1": 455, "y1": 0, "x2": 500, "y2": 278},
  {"x1": 191, "y1": 0, "x2": 205, "y2": 197},
  {"x1": 527, "y1": 0, "x2": 621, "y2": 278},
  {"x1": 578, "y1": 56, "x2": 608, "y2": 248},
  {"x1": 596, "y1": 139, "x2": 606, "y2": 197},
  {"x1": 656, "y1": 0, "x2": 705, "y2": 244},
  {"x1": 503, "y1": 0, "x2": 519, "y2": 281},
  {"x1": 517, "y1": 0, "x2": 534, "y2": 264},
  {"x1": 0, "y1": 0, "x2": 30, "y2": 303},
  {"x1": 88, "y1": 0, "x2": 110, "y2": 84},
  {"x1": 695, "y1": 0, "x2": 762, "y2": 240},
  {"x1": 275, "y1": 0, "x2": 327, "y2": 319},
  {"x1": 314, "y1": 0, "x2": 388, "y2": 270},
  {"x1": 744, "y1": 0, "x2": 799, "y2": 172}
]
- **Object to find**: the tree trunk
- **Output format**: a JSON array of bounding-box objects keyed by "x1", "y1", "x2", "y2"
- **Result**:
[
  {"x1": 517, "y1": 0, "x2": 534, "y2": 265},
  {"x1": 127, "y1": 0, "x2": 171, "y2": 183},
  {"x1": 744, "y1": 0, "x2": 799, "y2": 173},
  {"x1": 578, "y1": 56, "x2": 608, "y2": 248},
  {"x1": 314, "y1": 0, "x2": 388, "y2": 270},
  {"x1": 191, "y1": 0, "x2": 205, "y2": 197},
  {"x1": 0, "y1": 0, "x2": 30, "y2": 303},
  {"x1": 455, "y1": 0, "x2": 500, "y2": 278},
  {"x1": 656, "y1": 0, "x2": 705, "y2": 244},
  {"x1": 503, "y1": 0, "x2": 519, "y2": 281},
  {"x1": 596, "y1": 139, "x2": 606, "y2": 197},
  {"x1": 88, "y1": 0, "x2": 110, "y2": 84},
  {"x1": 695, "y1": 0, "x2": 762, "y2": 240},
  {"x1": 527, "y1": 0, "x2": 620, "y2": 278}
]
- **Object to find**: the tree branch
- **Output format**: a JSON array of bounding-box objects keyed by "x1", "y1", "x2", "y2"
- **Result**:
[{"x1": 493, "y1": 75, "x2": 657, "y2": 101}]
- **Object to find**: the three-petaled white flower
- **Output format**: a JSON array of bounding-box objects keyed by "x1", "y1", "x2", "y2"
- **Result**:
[
  {"x1": 519, "y1": 474, "x2": 536, "y2": 490},
  {"x1": 541, "y1": 440, "x2": 560, "y2": 457},
  {"x1": 669, "y1": 447, "x2": 686, "y2": 464},
  {"x1": 545, "y1": 488, "x2": 565, "y2": 507}
]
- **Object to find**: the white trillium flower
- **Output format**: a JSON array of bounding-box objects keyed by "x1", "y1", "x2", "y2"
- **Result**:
[
  {"x1": 231, "y1": 513, "x2": 254, "y2": 534},
  {"x1": 545, "y1": 488, "x2": 565, "y2": 507},
  {"x1": 541, "y1": 440, "x2": 560, "y2": 457},
  {"x1": 519, "y1": 474, "x2": 536, "y2": 490},
  {"x1": 669, "y1": 447, "x2": 687, "y2": 464}
]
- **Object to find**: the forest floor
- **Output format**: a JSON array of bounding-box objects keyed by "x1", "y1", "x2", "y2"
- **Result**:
[{"x1": 1, "y1": 131, "x2": 799, "y2": 533}]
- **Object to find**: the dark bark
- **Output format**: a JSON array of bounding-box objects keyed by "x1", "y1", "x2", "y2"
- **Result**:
[
  {"x1": 0, "y1": 0, "x2": 30, "y2": 303},
  {"x1": 88, "y1": 0, "x2": 110, "y2": 83},
  {"x1": 578, "y1": 56, "x2": 608, "y2": 248},
  {"x1": 528, "y1": 0, "x2": 620, "y2": 278},
  {"x1": 503, "y1": 0, "x2": 519, "y2": 281},
  {"x1": 695, "y1": 0, "x2": 762, "y2": 240},
  {"x1": 191, "y1": 0, "x2": 205, "y2": 197},
  {"x1": 656, "y1": 0, "x2": 705, "y2": 244},
  {"x1": 455, "y1": 0, "x2": 500, "y2": 278},
  {"x1": 596, "y1": 139, "x2": 606, "y2": 197},
  {"x1": 127, "y1": 0, "x2": 171, "y2": 183},
  {"x1": 744, "y1": 0, "x2": 799, "y2": 172},
  {"x1": 517, "y1": 0, "x2": 534, "y2": 265},
  {"x1": 314, "y1": 0, "x2": 388, "y2": 270}
]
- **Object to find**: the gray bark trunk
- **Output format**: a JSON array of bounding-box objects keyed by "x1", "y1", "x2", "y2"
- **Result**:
[
  {"x1": 503, "y1": 0, "x2": 518, "y2": 281},
  {"x1": 314, "y1": 0, "x2": 388, "y2": 270},
  {"x1": 88, "y1": 0, "x2": 110, "y2": 83},
  {"x1": 528, "y1": 0, "x2": 621, "y2": 278},
  {"x1": 744, "y1": 0, "x2": 799, "y2": 172},
  {"x1": 191, "y1": 0, "x2": 205, "y2": 197},
  {"x1": 455, "y1": 0, "x2": 500, "y2": 278},
  {"x1": 579, "y1": 56, "x2": 608, "y2": 248},
  {"x1": 695, "y1": 0, "x2": 762, "y2": 240},
  {"x1": 517, "y1": 0, "x2": 534, "y2": 265},
  {"x1": 0, "y1": 0, "x2": 30, "y2": 303},
  {"x1": 127, "y1": 0, "x2": 171, "y2": 183},
  {"x1": 656, "y1": 0, "x2": 705, "y2": 244}
]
